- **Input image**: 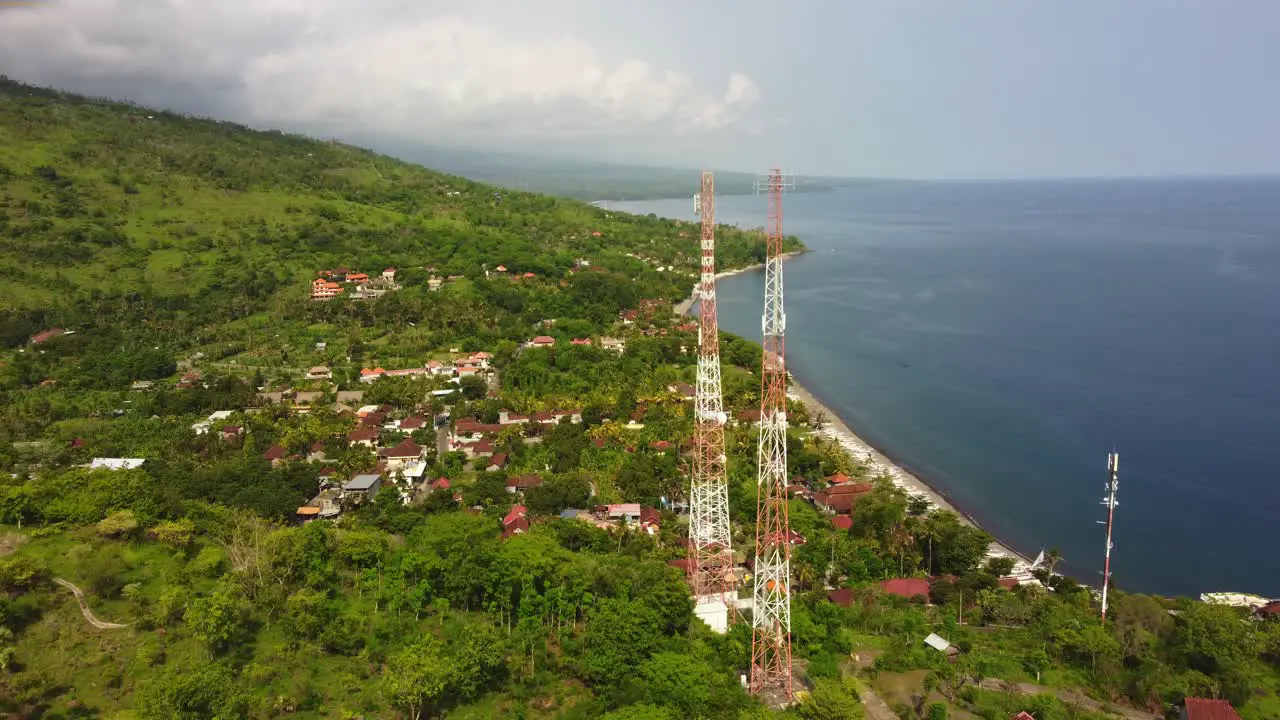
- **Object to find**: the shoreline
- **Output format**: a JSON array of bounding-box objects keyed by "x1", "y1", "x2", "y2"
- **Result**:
[
  {"x1": 673, "y1": 250, "x2": 805, "y2": 316},
  {"x1": 676, "y1": 256, "x2": 1039, "y2": 582}
]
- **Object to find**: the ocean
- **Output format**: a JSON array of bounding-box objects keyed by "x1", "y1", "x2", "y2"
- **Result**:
[{"x1": 613, "y1": 178, "x2": 1280, "y2": 599}]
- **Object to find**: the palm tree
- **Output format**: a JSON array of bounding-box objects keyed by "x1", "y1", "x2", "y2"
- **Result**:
[{"x1": 1045, "y1": 547, "x2": 1063, "y2": 576}]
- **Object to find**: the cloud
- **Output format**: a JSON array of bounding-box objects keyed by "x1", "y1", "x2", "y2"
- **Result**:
[{"x1": 0, "y1": 0, "x2": 761, "y2": 156}]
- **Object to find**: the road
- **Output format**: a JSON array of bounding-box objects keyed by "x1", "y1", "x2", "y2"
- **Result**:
[{"x1": 53, "y1": 578, "x2": 130, "y2": 630}]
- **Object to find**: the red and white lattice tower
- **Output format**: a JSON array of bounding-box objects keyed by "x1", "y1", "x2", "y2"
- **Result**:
[
  {"x1": 750, "y1": 168, "x2": 795, "y2": 700},
  {"x1": 688, "y1": 172, "x2": 736, "y2": 618},
  {"x1": 1099, "y1": 452, "x2": 1120, "y2": 622}
]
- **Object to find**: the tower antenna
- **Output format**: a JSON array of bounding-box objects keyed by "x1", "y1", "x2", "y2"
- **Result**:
[
  {"x1": 1100, "y1": 452, "x2": 1120, "y2": 621},
  {"x1": 689, "y1": 171, "x2": 736, "y2": 632},
  {"x1": 750, "y1": 168, "x2": 796, "y2": 702}
]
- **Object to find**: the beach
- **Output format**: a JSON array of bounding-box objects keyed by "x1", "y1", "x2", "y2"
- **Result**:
[{"x1": 680, "y1": 256, "x2": 1040, "y2": 583}]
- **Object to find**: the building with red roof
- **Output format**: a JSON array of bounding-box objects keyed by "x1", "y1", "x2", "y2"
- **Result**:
[
  {"x1": 879, "y1": 578, "x2": 931, "y2": 601},
  {"x1": 831, "y1": 515, "x2": 853, "y2": 531},
  {"x1": 1181, "y1": 698, "x2": 1243, "y2": 720}
]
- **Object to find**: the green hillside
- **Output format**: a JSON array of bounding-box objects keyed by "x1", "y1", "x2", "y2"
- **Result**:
[
  {"x1": 1, "y1": 78, "x2": 1277, "y2": 720},
  {"x1": 0, "y1": 76, "x2": 794, "y2": 321}
]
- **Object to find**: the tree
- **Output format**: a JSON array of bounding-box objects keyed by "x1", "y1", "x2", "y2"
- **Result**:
[
  {"x1": 637, "y1": 652, "x2": 714, "y2": 717},
  {"x1": 459, "y1": 374, "x2": 487, "y2": 400},
  {"x1": 926, "y1": 702, "x2": 948, "y2": 720},
  {"x1": 184, "y1": 582, "x2": 245, "y2": 656},
  {"x1": 583, "y1": 598, "x2": 663, "y2": 686},
  {"x1": 798, "y1": 678, "x2": 865, "y2": 720},
  {"x1": 382, "y1": 637, "x2": 453, "y2": 719},
  {"x1": 601, "y1": 705, "x2": 673, "y2": 720},
  {"x1": 135, "y1": 662, "x2": 250, "y2": 720}
]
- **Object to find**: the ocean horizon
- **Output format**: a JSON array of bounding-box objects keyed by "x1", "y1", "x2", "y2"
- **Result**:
[{"x1": 614, "y1": 178, "x2": 1280, "y2": 599}]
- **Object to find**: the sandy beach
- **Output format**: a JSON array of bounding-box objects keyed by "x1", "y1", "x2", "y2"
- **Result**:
[{"x1": 678, "y1": 254, "x2": 1040, "y2": 582}]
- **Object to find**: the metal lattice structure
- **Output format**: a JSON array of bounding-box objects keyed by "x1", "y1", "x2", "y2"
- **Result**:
[
  {"x1": 1100, "y1": 452, "x2": 1120, "y2": 621},
  {"x1": 689, "y1": 172, "x2": 736, "y2": 610},
  {"x1": 750, "y1": 168, "x2": 794, "y2": 700}
]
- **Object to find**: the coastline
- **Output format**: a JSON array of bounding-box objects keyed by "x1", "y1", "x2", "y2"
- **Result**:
[
  {"x1": 674, "y1": 250, "x2": 805, "y2": 316},
  {"x1": 677, "y1": 254, "x2": 1039, "y2": 581}
]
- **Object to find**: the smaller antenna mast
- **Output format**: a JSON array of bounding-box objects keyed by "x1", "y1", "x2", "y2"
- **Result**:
[{"x1": 1099, "y1": 452, "x2": 1120, "y2": 621}]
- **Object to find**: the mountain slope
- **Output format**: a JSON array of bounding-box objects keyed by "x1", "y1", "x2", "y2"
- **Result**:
[{"x1": 0, "y1": 77, "x2": 798, "y2": 321}]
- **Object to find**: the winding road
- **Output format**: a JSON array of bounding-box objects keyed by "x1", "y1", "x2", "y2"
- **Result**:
[{"x1": 53, "y1": 578, "x2": 131, "y2": 629}]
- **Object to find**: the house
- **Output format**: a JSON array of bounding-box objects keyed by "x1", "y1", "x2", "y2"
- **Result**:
[
  {"x1": 649, "y1": 440, "x2": 672, "y2": 452},
  {"x1": 347, "y1": 272, "x2": 370, "y2": 283},
  {"x1": 607, "y1": 503, "x2": 642, "y2": 523},
  {"x1": 311, "y1": 280, "x2": 343, "y2": 300},
  {"x1": 498, "y1": 409, "x2": 529, "y2": 425},
  {"x1": 220, "y1": 425, "x2": 244, "y2": 442},
  {"x1": 293, "y1": 391, "x2": 323, "y2": 409},
  {"x1": 398, "y1": 416, "x2": 427, "y2": 431},
  {"x1": 924, "y1": 633, "x2": 960, "y2": 659},
  {"x1": 343, "y1": 474, "x2": 381, "y2": 503},
  {"x1": 736, "y1": 408, "x2": 762, "y2": 425},
  {"x1": 494, "y1": 265, "x2": 508, "y2": 273},
  {"x1": 485, "y1": 453, "x2": 508, "y2": 472},
  {"x1": 130, "y1": 380, "x2": 154, "y2": 390},
  {"x1": 1256, "y1": 601, "x2": 1280, "y2": 620},
  {"x1": 1181, "y1": 699, "x2": 1242, "y2": 720},
  {"x1": 30, "y1": 328, "x2": 67, "y2": 344},
  {"x1": 348, "y1": 428, "x2": 378, "y2": 447},
  {"x1": 640, "y1": 507, "x2": 661, "y2": 535},
  {"x1": 263, "y1": 445, "x2": 287, "y2": 466},
  {"x1": 503, "y1": 516, "x2": 529, "y2": 539},
  {"x1": 429, "y1": 477, "x2": 451, "y2": 492},
  {"x1": 668, "y1": 383, "x2": 696, "y2": 400},
  {"x1": 831, "y1": 515, "x2": 853, "y2": 531},
  {"x1": 570, "y1": 338, "x2": 592, "y2": 346},
  {"x1": 879, "y1": 578, "x2": 931, "y2": 601},
  {"x1": 382, "y1": 267, "x2": 397, "y2": 281},
  {"x1": 600, "y1": 337, "x2": 626, "y2": 354},
  {"x1": 1011, "y1": 714, "x2": 1036, "y2": 720},
  {"x1": 382, "y1": 439, "x2": 425, "y2": 468},
  {"x1": 827, "y1": 588, "x2": 855, "y2": 607},
  {"x1": 307, "y1": 441, "x2": 327, "y2": 462},
  {"x1": 257, "y1": 391, "x2": 285, "y2": 405},
  {"x1": 428, "y1": 276, "x2": 443, "y2": 291},
  {"x1": 506, "y1": 474, "x2": 543, "y2": 494},
  {"x1": 305, "y1": 366, "x2": 332, "y2": 380},
  {"x1": 88, "y1": 458, "x2": 145, "y2": 470},
  {"x1": 528, "y1": 336, "x2": 556, "y2": 348},
  {"x1": 336, "y1": 390, "x2": 364, "y2": 404}
]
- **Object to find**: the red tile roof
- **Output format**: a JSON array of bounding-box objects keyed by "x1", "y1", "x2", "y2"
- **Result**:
[
  {"x1": 486, "y1": 453, "x2": 508, "y2": 469},
  {"x1": 349, "y1": 429, "x2": 378, "y2": 442},
  {"x1": 431, "y1": 477, "x2": 451, "y2": 490},
  {"x1": 263, "y1": 445, "x2": 286, "y2": 460},
  {"x1": 399, "y1": 416, "x2": 427, "y2": 430},
  {"x1": 503, "y1": 505, "x2": 528, "y2": 526},
  {"x1": 879, "y1": 578, "x2": 931, "y2": 600},
  {"x1": 531, "y1": 335, "x2": 555, "y2": 344},
  {"x1": 385, "y1": 439, "x2": 424, "y2": 459},
  {"x1": 828, "y1": 588, "x2": 854, "y2": 607},
  {"x1": 831, "y1": 515, "x2": 853, "y2": 531},
  {"x1": 1183, "y1": 698, "x2": 1242, "y2": 720},
  {"x1": 507, "y1": 473, "x2": 542, "y2": 490}
]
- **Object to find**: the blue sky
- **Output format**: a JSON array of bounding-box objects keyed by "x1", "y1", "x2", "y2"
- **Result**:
[{"x1": 1, "y1": 0, "x2": 1277, "y2": 178}]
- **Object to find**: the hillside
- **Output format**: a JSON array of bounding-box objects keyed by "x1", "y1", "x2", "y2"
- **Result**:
[
  {"x1": 0, "y1": 76, "x2": 797, "y2": 321},
  {"x1": 1, "y1": 78, "x2": 1278, "y2": 720}
]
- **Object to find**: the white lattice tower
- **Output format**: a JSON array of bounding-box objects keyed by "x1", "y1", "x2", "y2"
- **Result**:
[
  {"x1": 689, "y1": 171, "x2": 736, "y2": 611},
  {"x1": 750, "y1": 168, "x2": 794, "y2": 701}
]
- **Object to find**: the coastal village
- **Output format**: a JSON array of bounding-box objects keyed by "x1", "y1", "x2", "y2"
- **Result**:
[
  {"x1": 32, "y1": 254, "x2": 1271, "y2": 719},
  {"x1": 3, "y1": 77, "x2": 1274, "y2": 719}
]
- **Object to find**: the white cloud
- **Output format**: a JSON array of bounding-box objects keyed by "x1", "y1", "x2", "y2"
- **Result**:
[{"x1": 0, "y1": 0, "x2": 761, "y2": 153}]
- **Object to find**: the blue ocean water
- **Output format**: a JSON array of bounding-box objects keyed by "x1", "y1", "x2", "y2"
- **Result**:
[{"x1": 614, "y1": 178, "x2": 1280, "y2": 598}]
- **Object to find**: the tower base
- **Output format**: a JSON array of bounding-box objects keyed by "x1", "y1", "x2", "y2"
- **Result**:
[{"x1": 693, "y1": 598, "x2": 729, "y2": 634}]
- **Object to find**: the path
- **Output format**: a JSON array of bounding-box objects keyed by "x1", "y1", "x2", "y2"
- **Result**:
[
  {"x1": 978, "y1": 679, "x2": 1158, "y2": 720},
  {"x1": 857, "y1": 686, "x2": 899, "y2": 720},
  {"x1": 52, "y1": 578, "x2": 131, "y2": 630}
]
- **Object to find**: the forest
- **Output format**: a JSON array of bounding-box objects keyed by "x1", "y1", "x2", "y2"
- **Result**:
[{"x1": 0, "y1": 77, "x2": 1278, "y2": 720}]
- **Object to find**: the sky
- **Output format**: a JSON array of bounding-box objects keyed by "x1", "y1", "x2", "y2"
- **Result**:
[{"x1": 1, "y1": 0, "x2": 1279, "y2": 179}]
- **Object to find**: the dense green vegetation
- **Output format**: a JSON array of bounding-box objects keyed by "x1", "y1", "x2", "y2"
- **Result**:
[{"x1": 0, "y1": 78, "x2": 1278, "y2": 720}]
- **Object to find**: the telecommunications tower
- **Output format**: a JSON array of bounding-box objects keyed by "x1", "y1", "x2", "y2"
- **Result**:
[
  {"x1": 1099, "y1": 452, "x2": 1120, "y2": 621},
  {"x1": 750, "y1": 168, "x2": 795, "y2": 701},
  {"x1": 688, "y1": 172, "x2": 735, "y2": 631}
]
